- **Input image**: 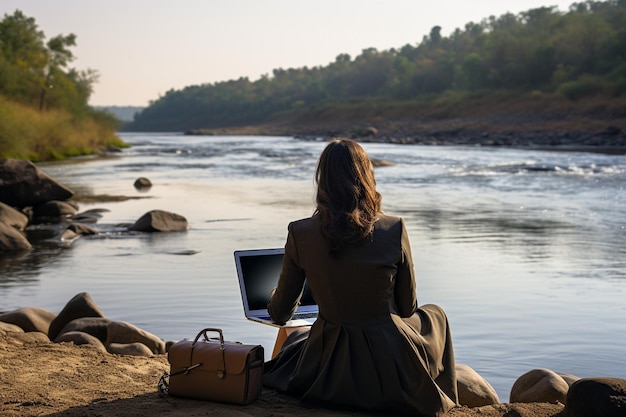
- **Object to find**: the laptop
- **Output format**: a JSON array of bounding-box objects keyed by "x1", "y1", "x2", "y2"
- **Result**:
[{"x1": 234, "y1": 248, "x2": 318, "y2": 328}]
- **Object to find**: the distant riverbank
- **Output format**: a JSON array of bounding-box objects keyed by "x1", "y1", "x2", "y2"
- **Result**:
[{"x1": 182, "y1": 95, "x2": 626, "y2": 155}]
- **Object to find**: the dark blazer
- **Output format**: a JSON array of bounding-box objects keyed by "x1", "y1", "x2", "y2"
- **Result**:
[{"x1": 264, "y1": 214, "x2": 458, "y2": 417}]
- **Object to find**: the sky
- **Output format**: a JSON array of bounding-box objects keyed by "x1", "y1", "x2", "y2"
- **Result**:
[{"x1": 2, "y1": 1, "x2": 577, "y2": 107}]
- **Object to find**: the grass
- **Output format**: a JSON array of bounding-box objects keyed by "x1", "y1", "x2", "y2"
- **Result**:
[{"x1": 0, "y1": 96, "x2": 128, "y2": 162}]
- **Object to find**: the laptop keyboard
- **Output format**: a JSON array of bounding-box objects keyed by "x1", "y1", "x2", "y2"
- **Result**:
[{"x1": 294, "y1": 312, "x2": 317, "y2": 319}]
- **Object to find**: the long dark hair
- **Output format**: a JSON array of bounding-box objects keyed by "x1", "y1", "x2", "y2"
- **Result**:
[{"x1": 314, "y1": 138, "x2": 382, "y2": 254}]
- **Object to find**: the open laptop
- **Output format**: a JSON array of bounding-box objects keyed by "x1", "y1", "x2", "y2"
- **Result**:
[{"x1": 234, "y1": 248, "x2": 318, "y2": 328}]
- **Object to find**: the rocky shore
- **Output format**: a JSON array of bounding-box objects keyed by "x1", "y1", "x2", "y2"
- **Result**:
[{"x1": 1, "y1": 291, "x2": 625, "y2": 417}]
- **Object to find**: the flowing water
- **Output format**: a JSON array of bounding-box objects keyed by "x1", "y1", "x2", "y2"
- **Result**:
[{"x1": 1, "y1": 133, "x2": 625, "y2": 401}]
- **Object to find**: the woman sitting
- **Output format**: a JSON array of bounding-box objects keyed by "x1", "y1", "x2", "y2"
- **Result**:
[{"x1": 264, "y1": 138, "x2": 458, "y2": 416}]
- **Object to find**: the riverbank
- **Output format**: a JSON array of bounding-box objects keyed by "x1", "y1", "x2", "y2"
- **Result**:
[
  {"x1": 180, "y1": 94, "x2": 626, "y2": 155},
  {"x1": 0, "y1": 330, "x2": 568, "y2": 417}
]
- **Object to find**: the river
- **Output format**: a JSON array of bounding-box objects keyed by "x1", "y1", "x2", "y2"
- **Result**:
[{"x1": 1, "y1": 133, "x2": 625, "y2": 401}]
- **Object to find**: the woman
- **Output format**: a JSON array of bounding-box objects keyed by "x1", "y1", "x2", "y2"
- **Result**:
[{"x1": 264, "y1": 138, "x2": 458, "y2": 416}]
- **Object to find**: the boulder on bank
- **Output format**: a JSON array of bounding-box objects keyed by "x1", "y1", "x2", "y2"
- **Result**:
[
  {"x1": 0, "y1": 221, "x2": 32, "y2": 252},
  {"x1": 48, "y1": 292, "x2": 106, "y2": 340},
  {"x1": 510, "y1": 368, "x2": 571, "y2": 404},
  {"x1": 55, "y1": 331, "x2": 107, "y2": 353},
  {"x1": 57, "y1": 317, "x2": 112, "y2": 344},
  {"x1": 456, "y1": 363, "x2": 500, "y2": 407},
  {"x1": 0, "y1": 307, "x2": 57, "y2": 333},
  {"x1": 105, "y1": 321, "x2": 166, "y2": 354},
  {"x1": 33, "y1": 200, "x2": 79, "y2": 218},
  {"x1": 0, "y1": 159, "x2": 74, "y2": 208},
  {"x1": 0, "y1": 201, "x2": 28, "y2": 230},
  {"x1": 128, "y1": 209, "x2": 189, "y2": 232},
  {"x1": 565, "y1": 377, "x2": 626, "y2": 417}
]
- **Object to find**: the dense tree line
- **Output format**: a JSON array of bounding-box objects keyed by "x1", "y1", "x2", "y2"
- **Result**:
[
  {"x1": 0, "y1": 10, "x2": 122, "y2": 161},
  {"x1": 128, "y1": 0, "x2": 626, "y2": 132}
]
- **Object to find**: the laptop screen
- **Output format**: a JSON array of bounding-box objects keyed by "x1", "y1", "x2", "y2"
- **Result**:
[{"x1": 235, "y1": 248, "x2": 315, "y2": 312}]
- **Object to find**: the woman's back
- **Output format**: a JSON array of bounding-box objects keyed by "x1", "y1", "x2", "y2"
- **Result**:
[{"x1": 286, "y1": 214, "x2": 415, "y2": 325}]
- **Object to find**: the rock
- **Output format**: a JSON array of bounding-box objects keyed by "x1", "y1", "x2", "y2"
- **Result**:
[
  {"x1": 60, "y1": 223, "x2": 99, "y2": 240},
  {"x1": 32, "y1": 200, "x2": 78, "y2": 218},
  {"x1": 107, "y1": 342, "x2": 154, "y2": 356},
  {"x1": 57, "y1": 317, "x2": 112, "y2": 344},
  {"x1": 510, "y1": 368, "x2": 569, "y2": 404},
  {"x1": 0, "y1": 221, "x2": 32, "y2": 252},
  {"x1": 557, "y1": 372, "x2": 581, "y2": 387},
  {"x1": 54, "y1": 331, "x2": 107, "y2": 352},
  {"x1": 48, "y1": 292, "x2": 105, "y2": 340},
  {"x1": 371, "y1": 158, "x2": 395, "y2": 167},
  {"x1": 106, "y1": 321, "x2": 165, "y2": 354},
  {"x1": 7, "y1": 331, "x2": 50, "y2": 344},
  {"x1": 71, "y1": 208, "x2": 110, "y2": 223},
  {"x1": 0, "y1": 307, "x2": 56, "y2": 333},
  {"x1": 0, "y1": 201, "x2": 29, "y2": 230},
  {"x1": 0, "y1": 159, "x2": 73, "y2": 208},
  {"x1": 128, "y1": 210, "x2": 189, "y2": 232},
  {"x1": 0, "y1": 322, "x2": 24, "y2": 333},
  {"x1": 456, "y1": 363, "x2": 500, "y2": 407},
  {"x1": 566, "y1": 377, "x2": 626, "y2": 417},
  {"x1": 133, "y1": 177, "x2": 152, "y2": 189}
]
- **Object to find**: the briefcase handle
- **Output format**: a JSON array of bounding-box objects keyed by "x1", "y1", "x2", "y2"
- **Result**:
[
  {"x1": 192, "y1": 328, "x2": 225, "y2": 350},
  {"x1": 191, "y1": 328, "x2": 227, "y2": 378}
]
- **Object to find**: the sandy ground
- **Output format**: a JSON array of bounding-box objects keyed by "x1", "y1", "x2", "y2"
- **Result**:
[{"x1": 0, "y1": 331, "x2": 566, "y2": 417}]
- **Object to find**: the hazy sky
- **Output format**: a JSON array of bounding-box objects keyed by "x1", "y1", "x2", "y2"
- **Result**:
[{"x1": 2, "y1": 1, "x2": 576, "y2": 106}]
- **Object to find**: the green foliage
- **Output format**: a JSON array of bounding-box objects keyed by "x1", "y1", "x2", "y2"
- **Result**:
[
  {"x1": 0, "y1": 10, "x2": 125, "y2": 160},
  {"x1": 126, "y1": 0, "x2": 626, "y2": 132},
  {"x1": 0, "y1": 96, "x2": 126, "y2": 161}
]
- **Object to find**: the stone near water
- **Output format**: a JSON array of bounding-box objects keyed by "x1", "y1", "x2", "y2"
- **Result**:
[
  {"x1": 510, "y1": 368, "x2": 570, "y2": 404},
  {"x1": 106, "y1": 321, "x2": 166, "y2": 354},
  {"x1": 57, "y1": 317, "x2": 112, "y2": 344},
  {"x1": 0, "y1": 307, "x2": 57, "y2": 333},
  {"x1": 456, "y1": 363, "x2": 500, "y2": 407},
  {"x1": 133, "y1": 177, "x2": 152, "y2": 189},
  {"x1": 54, "y1": 331, "x2": 107, "y2": 353},
  {"x1": 0, "y1": 221, "x2": 32, "y2": 251},
  {"x1": 128, "y1": 209, "x2": 189, "y2": 232},
  {"x1": 32, "y1": 200, "x2": 78, "y2": 218},
  {"x1": 0, "y1": 159, "x2": 74, "y2": 208},
  {"x1": 48, "y1": 292, "x2": 105, "y2": 340},
  {"x1": 0, "y1": 201, "x2": 29, "y2": 230},
  {"x1": 566, "y1": 377, "x2": 626, "y2": 417}
]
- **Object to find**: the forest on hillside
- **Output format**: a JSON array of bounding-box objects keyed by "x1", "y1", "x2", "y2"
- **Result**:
[
  {"x1": 127, "y1": 0, "x2": 626, "y2": 133},
  {"x1": 0, "y1": 10, "x2": 123, "y2": 161}
]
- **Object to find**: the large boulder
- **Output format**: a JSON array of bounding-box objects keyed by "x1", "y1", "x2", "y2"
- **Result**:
[
  {"x1": 128, "y1": 210, "x2": 189, "y2": 232},
  {"x1": 456, "y1": 363, "x2": 500, "y2": 407},
  {"x1": 0, "y1": 307, "x2": 56, "y2": 333},
  {"x1": 0, "y1": 201, "x2": 28, "y2": 230},
  {"x1": 0, "y1": 159, "x2": 73, "y2": 208},
  {"x1": 106, "y1": 321, "x2": 165, "y2": 354},
  {"x1": 566, "y1": 377, "x2": 626, "y2": 417},
  {"x1": 56, "y1": 317, "x2": 112, "y2": 344},
  {"x1": 32, "y1": 200, "x2": 78, "y2": 218},
  {"x1": 48, "y1": 292, "x2": 105, "y2": 340},
  {"x1": 510, "y1": 368, "x2": 570, "y2": 404},
  {"x1": 0, "y1": 222, "x2": 32, "y2": 252}
]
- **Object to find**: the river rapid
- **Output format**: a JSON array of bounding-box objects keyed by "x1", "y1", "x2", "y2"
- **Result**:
[{"x1": 1, "y1": 133, "x2": 625, "y2": 401}]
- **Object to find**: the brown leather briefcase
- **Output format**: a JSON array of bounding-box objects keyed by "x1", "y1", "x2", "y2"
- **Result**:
[{"x1": 159, "y1": 328, "x2": 264, "y2": 404}]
